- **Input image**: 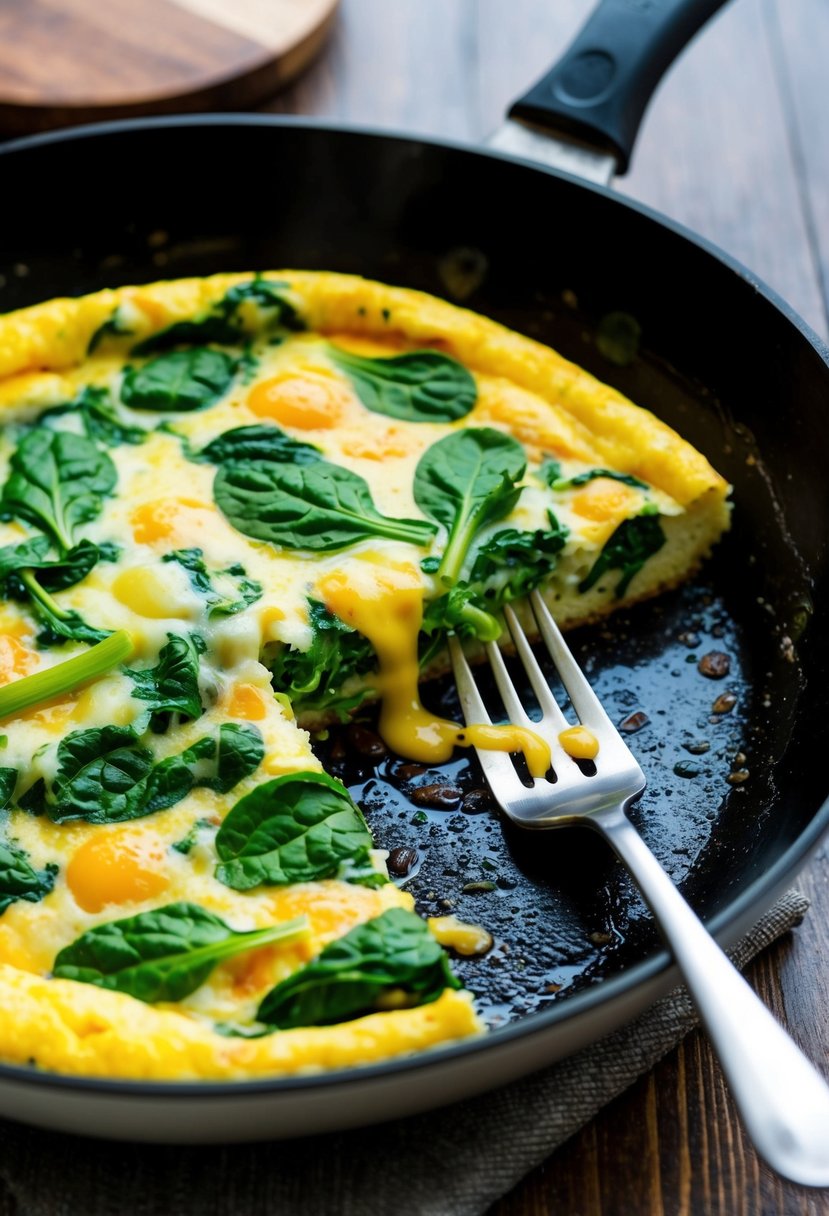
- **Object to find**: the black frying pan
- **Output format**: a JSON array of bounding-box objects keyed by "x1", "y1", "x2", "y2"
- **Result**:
[{"x1": 0, "y1": 0, "x2": 826, "y2": 1144}]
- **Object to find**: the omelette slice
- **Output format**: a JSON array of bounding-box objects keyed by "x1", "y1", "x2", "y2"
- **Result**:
[{"x1": 0, "y1": 272, "x2": 729, "y2": 1080}]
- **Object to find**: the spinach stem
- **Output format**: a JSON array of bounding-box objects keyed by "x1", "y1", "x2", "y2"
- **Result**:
[
  {"x1": 20, "y1": 569, "x2": 73, "y2": 623},
  {"x1": 0, "y1": 629, "x2": 134, "y2": 721}
]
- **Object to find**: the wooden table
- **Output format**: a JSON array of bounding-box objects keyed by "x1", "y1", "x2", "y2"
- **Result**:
[{"x1": 263, "y1": 2, "x2": 829, "y2": 1212}]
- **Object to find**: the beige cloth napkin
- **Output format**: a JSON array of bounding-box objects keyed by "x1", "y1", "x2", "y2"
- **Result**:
[{"x1": 0, "y1": 889, "x2": 809, "y2": 1216}]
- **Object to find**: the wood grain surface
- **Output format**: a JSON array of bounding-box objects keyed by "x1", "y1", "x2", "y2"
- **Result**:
[
  {"x1": 0, "y1": 0, "x2": 338, "y2": 134},
  {"x1": 264, "y1": 2, "x2": 829, "y2": 1213}
]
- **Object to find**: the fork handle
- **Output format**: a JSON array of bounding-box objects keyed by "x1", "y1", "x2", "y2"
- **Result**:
[{"x1": 595, "y1": 806, "x2": 829, "y2": 1187}]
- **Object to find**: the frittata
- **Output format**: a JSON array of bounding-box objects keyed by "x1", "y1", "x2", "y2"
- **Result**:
[{"x1": 0, "y1": 272, "x2": 729, "y2": 1080}]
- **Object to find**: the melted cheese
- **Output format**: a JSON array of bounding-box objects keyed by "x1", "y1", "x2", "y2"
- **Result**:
[{"x1": 318, "y1": 557, "x2": 551, "y2": 777}]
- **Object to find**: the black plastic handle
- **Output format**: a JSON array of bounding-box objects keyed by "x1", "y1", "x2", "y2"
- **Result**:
[{"x1": 508, "y1": 0, "x2": 731, "y2": 174}]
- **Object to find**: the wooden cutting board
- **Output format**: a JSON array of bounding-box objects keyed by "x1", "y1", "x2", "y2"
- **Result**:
[{"x1": 0, "y1": 0, "x2": 339, "y2": 135}]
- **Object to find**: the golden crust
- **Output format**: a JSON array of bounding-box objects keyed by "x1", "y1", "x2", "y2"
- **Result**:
[
  {"x1": 0, "y1": 965, "x2": 479, "y2": 1080},
  {"x1": 0, "y1": 271, "x2": 727, "y2": 507}
]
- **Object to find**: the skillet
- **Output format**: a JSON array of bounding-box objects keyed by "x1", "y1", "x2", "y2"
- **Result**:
[{"x1": 0, "y1": 0, "x2": 827, "y2": 1144}]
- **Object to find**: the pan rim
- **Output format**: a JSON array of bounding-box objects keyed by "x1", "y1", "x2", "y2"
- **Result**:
[{"x1": 0, "y1": 112, "x2": 826, "y2": 1101}]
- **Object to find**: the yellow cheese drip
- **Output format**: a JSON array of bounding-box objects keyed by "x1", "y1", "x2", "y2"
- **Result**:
[
  {"x1": 558, "y1": 725, "x2": 600, "y2": 760},
  {"x1": 318, "y1": 558, "x2": 551, "y2": 778}
]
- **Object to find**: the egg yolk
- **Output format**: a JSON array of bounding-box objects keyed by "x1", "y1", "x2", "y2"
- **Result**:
[
  {"x1": 226, "y1": 682, "x2": 267, "y2": 721},
  {"x1": 248, "y1": 372, "x2": 349, "y2": 429},
  {"x1": 571, "y1": 478, "x2": 640, "y2": 522},
  {"x1": 67, "y1": 829, "x2": 169, "y2": 913},
  {"x1": 131, "y1": 497, "x2": 210, "y2": 545},
  {"x1": 558, "y1": 725, "x2": 600, "y2": 760},
  {"x1": 0, "y1": 634, "x2": 37, "y2": 683}
]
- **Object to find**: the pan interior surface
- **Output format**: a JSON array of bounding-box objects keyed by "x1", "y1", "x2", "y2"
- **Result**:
[{"x1": 0, "y1": 118, "x2": 826, "y2": 1088}]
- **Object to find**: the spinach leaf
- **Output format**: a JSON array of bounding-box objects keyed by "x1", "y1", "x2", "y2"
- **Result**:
[
  {"x1": 415, "y1": 429, "x2": 526, "y2": 579},
  {"x1": 421, "y1": 516, "x2": 568, "y2": 658},
  {"x1": 87, "y1": 307, "x2": 133, "y2": 354},
  {"x1": 537, "y1": 457, "x2": 562, "y2": 486},
  {"x1": 0, "y1": 536, "x2": 112, "y2": 645},
  {"x1": 420, "y1": 584, "x2": 502, "y2": 650},
  {"x1": 195, "y1": 424, "x2": 320, "y2": 467},
  {"x1": 171, "y1": 817, "x2": 215, "y2": 856},
  {"x1": 268, "y1": 598, "x2": 375, "y2": 716},
  {"x1": 0, "y1": 768, "x2": 17, "y2": 808},
  {"x1": 41, "y1": 386, "x2": 147, "y2": 446},
  {"x1": 0, "y1": 537, "x2": 100, "y2": 596},
  {"x1": 41, "y1": 722, "x2": 263, "y2": 825},
  {"x1": 50, "y1": 725, "x2": 155, "y2": 824},
  {"x1": 52, "y1": 901, "x2": 308, "y2": 1003},
  {"x1": 198, "y1": 723, "x2": 265, "y2": 795},
  {"x1": 1, "y1": 430, "x2": 116, "y2": 553},
  {"x1": 162, "y1": 548, "x2": 262, "y2": 617},
  {"x1": 0, "y1": 842, "x2": 57, "y2": 916},
  {"x1": 257, "y1": 908, "x2": 460, "y2": 1029},
  {"x1": 579, "y1": 514, "x2": 666, "y2": 598},
  {"x1": 215, "y1": 771, "x2": 373, "y2": 891},
  {"x1": 214, "y1": 459, "x2": 436, "y2": 552},
  {"x1": 20, "y1": 577, "x2": 111, "y2": 647},
  {"x1": 414, "y1": 428, "x2": 526, "y2": 638},
  {"x1": 467, "y1": 514, "x2": 569, "y2": 606},
  {"x1": 132, "y1": 279, "x2": 303, "y2": 355},
  {"x1": 550, "y1": 467, "x2": 648, "y2": 492},
  {"x1": 121, "y1": 348, "x2": 236, "y2": 413},
  {"x1": 125, "y1": 632, "x2": 204, "y2": 730},
  {"x1": 330, "y1": 348, "x2": 476, "y2": 422}
]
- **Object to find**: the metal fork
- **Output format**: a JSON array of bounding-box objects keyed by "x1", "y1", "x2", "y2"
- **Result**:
[{"x1": 449, "y1": 589, "x2": 829, "y2": 1187}]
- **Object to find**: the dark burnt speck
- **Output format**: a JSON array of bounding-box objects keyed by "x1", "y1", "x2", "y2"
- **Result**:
[
  {"x1": 619, "y1": 710, "x2": 649, "y2": 734},
  {"x1": 347, "y1": 724, "x2": 387, "y2": 759},
  {"x1": 462, "y1": 788, "x2": 495, "y2": 814},
  {"x1": 387, "y1": 846, "x2": 418, "y2": 877},
  {"x1": 411, "y1": 783, "x2": 463, "y2": 810},
  {"x1": 698, "y1": 651, "x2": 731, "y2": 679}
]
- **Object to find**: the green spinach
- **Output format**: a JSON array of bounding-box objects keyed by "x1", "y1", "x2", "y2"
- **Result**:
[
  {"x1": 414, "y1": 428, "x2": 526, "y2": 639},
  {"x1": 0, "y1": 429, "x2": 117, "y2": 643},
  {"x1": 1, "y1": 430, "x2": 116, "y2": 553},
  {"x1": 0, "y1": 768, "x2": 17, "y2": 808},
  {"x1": 215, "y1": 771, "x2": 373, "y2": 891},
  {"x1": 87, "y1": 307, "x2": 133, "y2": 354},
  {"x1": 132, "y1": 279, "x2": 303, "y2": 355},
  {"x1": 268, "y1": 599, "x2": 375, "y2": 719},
  {"x1": 257, "y1": 908, "x2": 460, "y2": 1029},
  {"x1": 125, "y1": 632, "x2": 204, "y2": 730},
  {"x1": 214, "y1": 459, "x2": 436, "y2": 552},
  {"x1": 0, "y1": 631, "x2": 132, "y2": 722},
  {"x1": 28, "y1": 722, "x2": 263, "y2": 825},
  {"x1": 579, "y1": 513, "x2": 666, "y2": 598},
  {"x1": 549, "y1": 467, "x2": 648, "y2": 492},
  {"x1": 162, "y1": 549, "x2": 263, "y2": 617},
  {"x1": 121, "y1": 348, "x2": 236, "y2": 413},
  {"x1": 53, "y1": 902, "x2": 308, "y2": 1003},
  {"x1": 330, "y1": 347, "x2": 476, "y2": 422},
  {"x1": 41, "y1": 386, "x2": 147, "y2": 446},
  {"x1": 0, "y1": 842, "x2": 57, "y2": 916},
  {"x1": 194, "y1": 424, "x2": 320, "y2": 467},
  {"x1": 467, "y1": 514, "x2": 569, "y2": 606}
]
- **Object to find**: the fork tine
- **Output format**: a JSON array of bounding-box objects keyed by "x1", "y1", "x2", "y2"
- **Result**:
[
  {"x1": 483, "y1": 640, "x2": 537, "y2": 730},
  {"x1": 529, "y1": 590, "x2": 617, "y2": 733},
  {"x1": 448, "y1": 637, "x2": 520, "y2": 787},
  {"x1": 448, "y1": 635, "x2": 492, "y2": 724},
  {"x1": 503, "y1": 604, "x2": 570, "y2": 731}
]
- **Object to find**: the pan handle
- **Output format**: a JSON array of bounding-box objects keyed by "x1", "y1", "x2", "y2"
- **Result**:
[{"x1": 507, "y1": 0, "x2": 731, "y2": 174}]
